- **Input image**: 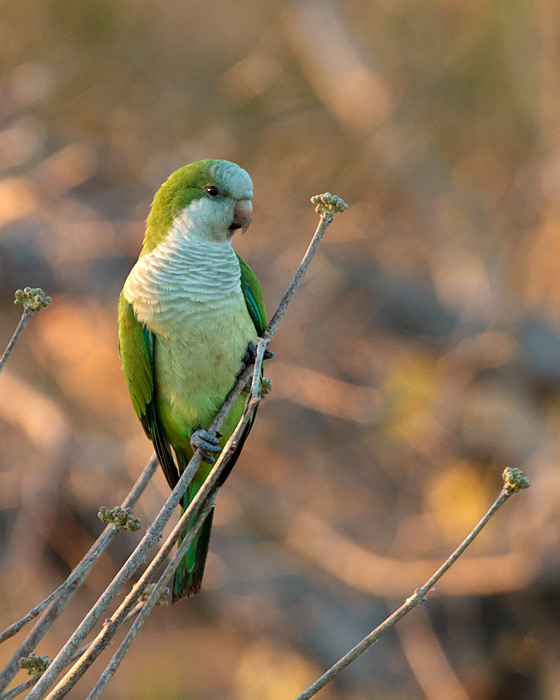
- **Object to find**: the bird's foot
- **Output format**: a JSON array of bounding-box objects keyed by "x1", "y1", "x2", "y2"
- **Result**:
[
  {"x1": 191, "y1": 429, "x2": 221, "y2": 464},
  {"x1": 243, "y1": 342, "x2": 274, "y2": 366}
]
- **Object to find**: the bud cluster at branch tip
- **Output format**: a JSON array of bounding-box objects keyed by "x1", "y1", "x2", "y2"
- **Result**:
[
  {"x1": 14, "y1": 288, "x2": 52, "y2": 312},
  {"x1": 98, "y1": 505, "x2": 141, "y2": 532},
  {"x1": 310, "y1": 192, "x2": 348, "y2": 216},
  {"x1": 502, "y1": 467, "x2": 530, "y2": 493},
  {"x1": 20, "y1": 653, "x2": 50, "y2": 677}
]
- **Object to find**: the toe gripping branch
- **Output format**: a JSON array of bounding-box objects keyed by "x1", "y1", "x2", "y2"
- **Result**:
[
  {"x1": 243, "y1": 341, "x2": 274, "y2": 366},
  {"x1": 190, "y1": 429, "x2": 222, "y2": 464}
]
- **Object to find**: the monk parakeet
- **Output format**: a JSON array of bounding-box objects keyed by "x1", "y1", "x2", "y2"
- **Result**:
[{"x1": 118, "y1": 160, "x2": 266, "y2": 600}]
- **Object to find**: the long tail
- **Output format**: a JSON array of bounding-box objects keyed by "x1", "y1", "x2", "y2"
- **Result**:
[{"x1": 172, "y1": 496, "x2": 214, "y2": 602}]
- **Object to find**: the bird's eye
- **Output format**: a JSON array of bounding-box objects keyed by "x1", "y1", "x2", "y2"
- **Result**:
[{"x1": 205, "y1": 185, "x2": 220, "y2": 197}]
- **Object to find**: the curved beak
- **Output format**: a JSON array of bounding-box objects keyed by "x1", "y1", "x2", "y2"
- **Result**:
[{"x1": 229, "y1": 199, "x2": 253, "y2": 234}]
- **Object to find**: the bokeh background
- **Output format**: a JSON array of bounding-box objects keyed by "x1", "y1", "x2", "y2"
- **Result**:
[{"x1": 1, "y1": 0, "x2": 559, "y2": 698}]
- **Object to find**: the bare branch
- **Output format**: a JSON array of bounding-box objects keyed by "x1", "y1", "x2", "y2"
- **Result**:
[
  {"x1": 0, "y1": 603, "x2": 148, "y2": 700},
  {"x1": 293, "y1": 469, "x2": 530, "y2": 700},
  {"x1": 250, "y1": 337, "x2": 270, "y2": 401},
  {"x1": 0, "y1": 678, "x2": 36, "y2": 700},
  {"x1": 0, "y1": 456, "x2": 158, "y2": 691},
  {"x1": 0, "y1": 288, "x2": 51, "y2": 374},
  {"x1": 264, "y1": 209, "x2": 337, "y2": 341}
]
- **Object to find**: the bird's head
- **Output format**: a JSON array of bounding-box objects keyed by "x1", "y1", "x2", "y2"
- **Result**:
[{"x1": 142, "y1": 159, "x2": 254, "y2": 252}]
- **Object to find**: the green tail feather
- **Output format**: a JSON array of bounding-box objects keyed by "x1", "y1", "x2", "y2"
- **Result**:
[{"x1": 172, "y1": 504, "x2": 214, "y2": 601}]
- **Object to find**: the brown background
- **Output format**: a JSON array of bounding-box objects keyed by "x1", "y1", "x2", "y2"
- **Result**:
[{"x1": 1, "y1": 1, "x2": 559, "y2": 698}]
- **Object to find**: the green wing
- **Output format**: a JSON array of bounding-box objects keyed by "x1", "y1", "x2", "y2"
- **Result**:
[
  {"x1": 237, "y1": 253, "x2": 266, "y2": 334},
  {"x1": 118, "y1": 293, "x2": 152, "y2": 422},
  {"x1": 118, "y1": 293, "x2": 179, "y2": 488}
]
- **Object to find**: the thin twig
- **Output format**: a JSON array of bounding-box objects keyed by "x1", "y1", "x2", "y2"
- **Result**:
[
  {"x1": 293, "y1": 470, "x2": 530, "y2": 700},
  {"x1": 264, "y1": 213, "x2": 331, "y2": 341},
  {"x1": 0, "y1": 457, "x2": 158, "y2": 693},
  {"x1": 0, "y1": 678, "x2": 36, "y2": 700},
  {"x1": 0, "y1": 581, "x2": 64, "y2": 647},
  {"x1": 0, "y1": 308, "x2": 34, "y2": 374},
  {"x1": 250, "y1": 338, "x2": 269, "y2": 401},
  {"x1": 0, "y1": 603, "x2": 146, "y2": 700},
  {"x1": 0, "y1": 457, "x2": 157, "y2": 646},
  {"x1": 0, "y1": 288, "x2": 51, "y2": 374},
  {"x1": 264, "y1": 193, "x2": 346, "y2": 340}
]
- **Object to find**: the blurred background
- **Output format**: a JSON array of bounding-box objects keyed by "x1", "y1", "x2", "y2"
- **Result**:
[{"x1": 0, "y1": 0, "x2": 559, "y2": 698}]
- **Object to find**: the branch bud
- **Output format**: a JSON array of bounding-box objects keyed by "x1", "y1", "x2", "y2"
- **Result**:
[
  {"x1": 310, "y1": 192, "x2": 348, "y2": 216},
  {"x1": 98, "y1": 505, "x2": 141, "y2": 532},
  {"x1": 14, "y1": 287, "x2": 52, "y2": 311},
  {"x1": 502, "y1": 467, "x2": 530, "y2": 493},
  {"x1": 20, "y1": 653, "x2": 50, "y2": 677}
]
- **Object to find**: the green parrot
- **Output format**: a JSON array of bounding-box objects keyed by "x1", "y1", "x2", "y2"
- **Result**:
[{"x1": 118, "y1": 159, "x2": 266, "y2": 601}]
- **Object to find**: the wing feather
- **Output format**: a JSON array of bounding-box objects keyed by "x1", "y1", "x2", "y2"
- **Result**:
[{"x1": 118, "y1": 293, "x2": 179, "y2": 488}]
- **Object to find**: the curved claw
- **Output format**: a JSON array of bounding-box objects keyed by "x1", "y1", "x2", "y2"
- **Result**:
[{"x1": 191, "y1": 429, "x2": 221, "y2": 464}]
